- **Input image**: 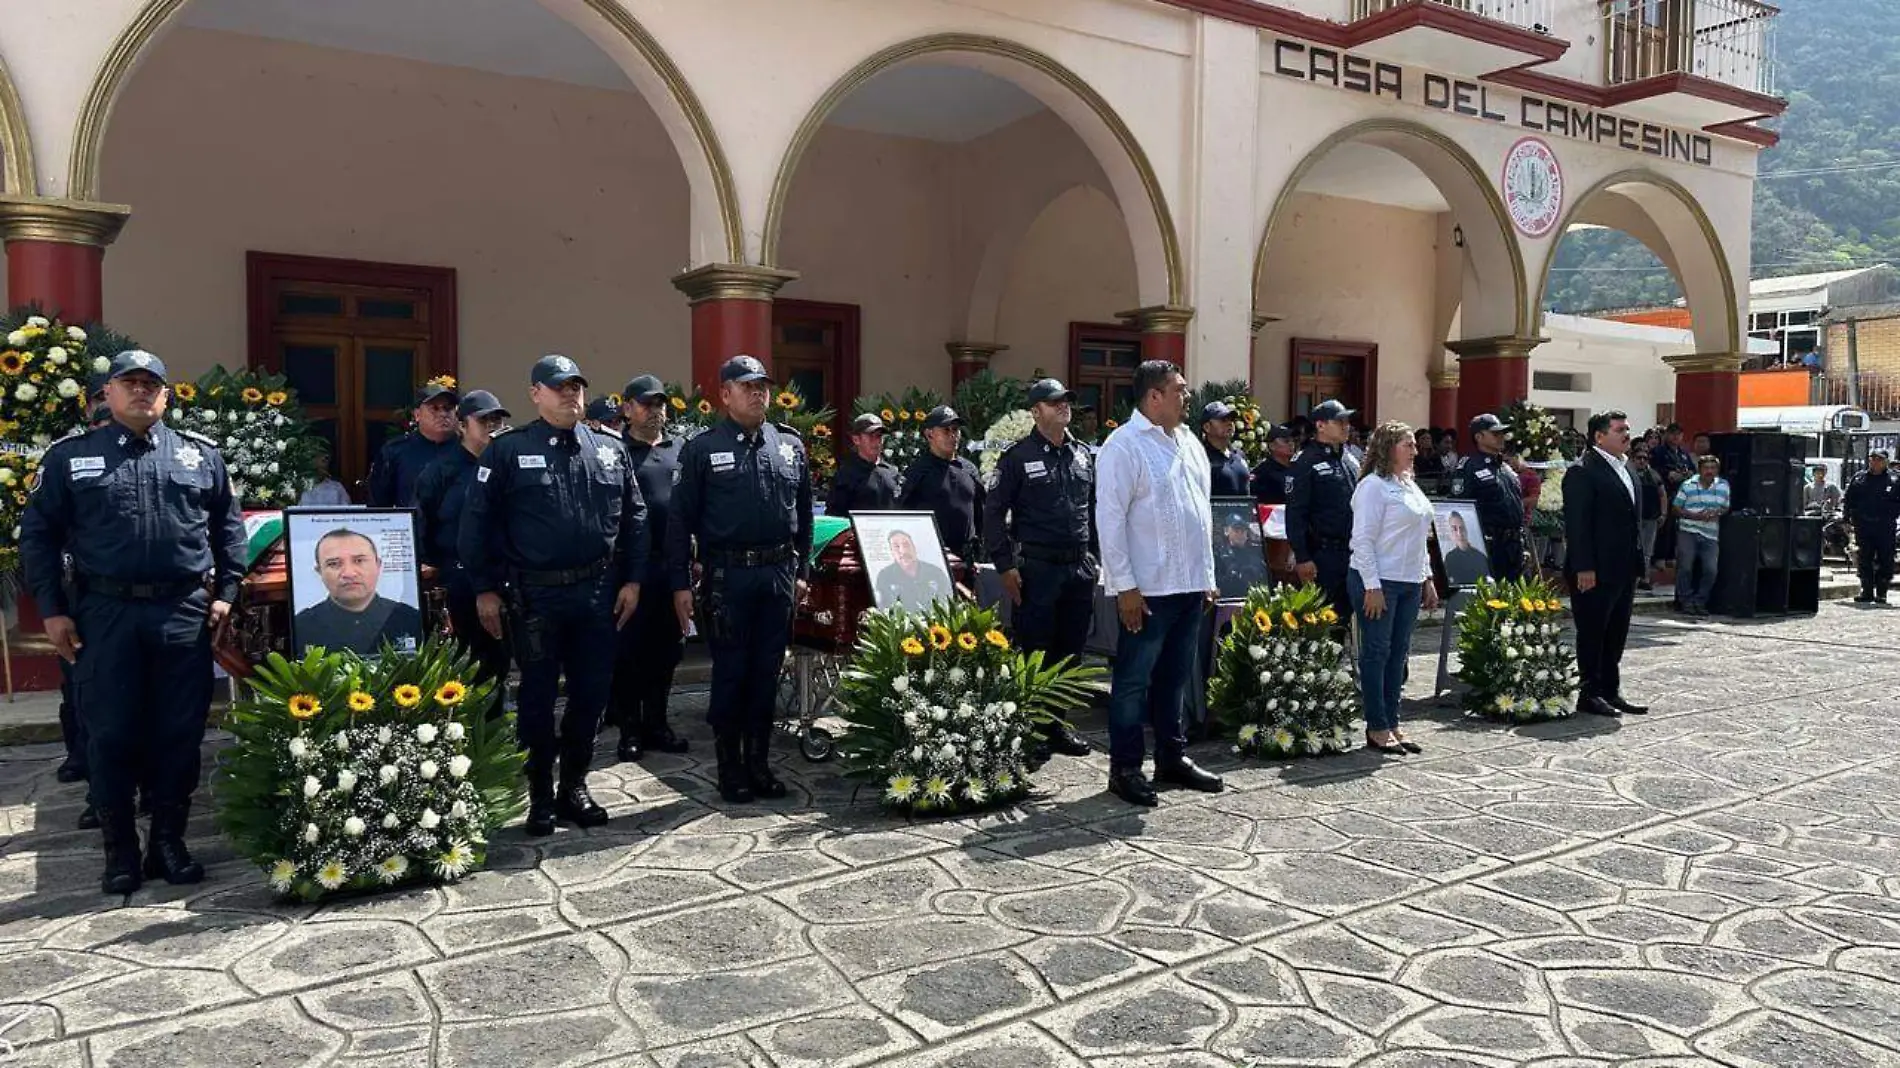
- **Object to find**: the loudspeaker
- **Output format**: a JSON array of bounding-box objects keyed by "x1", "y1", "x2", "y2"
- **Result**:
[
  {"x1": 1757, "y1": 515, "x2": 1789, "y2": 569},
  {"x1": 1790, "y1": 518, "x2": 1822, "y2": 570},
  {"x1": 1708, "y1": 432, "x2": 1804, "y2": 515},
  {"x1": 1712, "y1": 515, "x2": 1793, "y2": 616}
]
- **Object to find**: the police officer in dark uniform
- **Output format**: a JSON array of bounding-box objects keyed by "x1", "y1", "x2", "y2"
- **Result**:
[
  {"x1": 1200, "y1": 401, "x2": 1252, "y2": 497},
  {"x1": 584, "y1": 396, "x2": 623, "y2": 434},
  {"x1": 369, "y1": 378, "x2": 460, "y2": 506},
  {"x1": 982, "y1": 378, "x2": 1095, "y2": 757},
  {"x1": 415, "y1": 389, "x2": 514, "y2": 696},
  {"x1": 826, "y1": 413, "x2": 901, "y2": 517},
  {"x1": 55, "y1": 377, "x2": 112, "y2": 792},
  {"x1": 900, "y1": 405, "x2": 983, "y2": 566},
  {"x1": 1251, "y1": 424, "x2": 1298, "y2": 507},
  {"x1": 1846, "y1": 448, "x2": 1900, "y2": 604},
  {"x1": 667, "y1": 355, "x2": 814, "y2": 803},
  {"x1": 459, "y1": 354, "x2": 648, "y2": 836},
  {"x1": 1285, "y1": 399, "x2": 1357, "y2": 620},
  {"x1": 1449, "y1": 413, "x2": 1527, "y2": 581},
  {"x1": 609, "y1": 374, "x2": 691, "y2": 762},
  {"x1": 22, "y1": 350, "x2": 245, "y2": 894}
]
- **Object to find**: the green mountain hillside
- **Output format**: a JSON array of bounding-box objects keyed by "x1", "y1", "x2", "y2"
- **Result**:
[{"x1": 1544, "y1": 0, "x2": 1898, "y2": 313}]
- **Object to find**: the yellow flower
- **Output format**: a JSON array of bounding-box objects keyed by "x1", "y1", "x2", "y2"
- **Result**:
[
  {"x1": 434, "y1": 680, "x2": 467, "y2": 707},
  {"x1": 913, "y1": 410, "x2": 928, "y2": 421},
  {"x1": 775, "y1": 391, "x2": 799, "y2": 410},
  {"x1": 956, "y1": 632, "x2": 979, "y2": 651},
  {"x1": 1252, "y1": 609, "x2": 1273, "y2": 632},
  {"x1": 266, "y1": 390, "x2": 288, "y2": 406},
  {"x1": 287, "y1": 694, "x2": 321, "y2": 719},
  {"x1": 1283, "y1": 611, "x2": 1299, "y2": 630},
  {"x1": 984, "y1": 629, "x2": 1009, "y2": 650},
  {"x1": 1519, "y1": 597, "x2": 1535, "y2": 612},
  {"x1": 347, "y1": 691, "x2": 375, "y2": 713},
  {"x1": 1486, "y1": 599, "x2": 1509, "y2": 610},
  {"x1": 897, "y1": 410, "x2": 912, "y2": 422},
  {"x1": 427, "y1": 374, "x2": 457, "y2": 389},
  {"x1": 393, "y1": 684, "x2": 422, "y2": 709},
  {"x1": 900, "y1": 637, "x2": 925, "y2": 657},
  {"x1": 1320, "y1": 607, "x2": 1339, "y2": 625},
  {"x1": 880, "y1": 408, "x2": 895, "y2": 422},
  {"x1": 1303, "y1": 613, "x2": 1319, "y2": 625},
  {"x1": 814, "y1": 424, "x2": 832, "y2": 438},
  {"x1": 927, "y1": 625, "x2": 953, "y2": 651},
  {"x1": 21, "y1": 325, "x2": 42, "y2": 338},
  {"x1": 670, "y1": 396, "x2": 687, "y2": 411},
  {"x1": 174, "y1": 382, "x2": 197, "y2": 401},
  {"x1": 1105, "y1": 419, "x2": 1119, "y2": 429},
  {"x1": 240, "y1": 387, "x2": 264, "y2": 404},
  {"x1": 695, "y1": 399, "x2": 713, "y2": 415},
  {"x1": 0, "y1": 352, "x2": 22, "y2": 375}
]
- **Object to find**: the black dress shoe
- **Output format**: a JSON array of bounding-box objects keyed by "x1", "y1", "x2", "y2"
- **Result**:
[
  {"x1": 1366, "y1": 739, "x2": 1408, "y2": 755},
  {"x1": 1044, "y1": 723, "x2": 1093, "y2": 757},
  {"x1": 555, "y1": 784, "x2": 610, "y2": 827},
  {"x1": 523, "y1": 802, "x2": 556, "y2": 837},
  {"x1": 76, "y1": 803, "x2": 100, "y2": 830},
  {"x1": 615, "y1": 733, "x2": 643, "y2": 763},
  {"x1": 1155, "y1": 758, "x2": 1224, "y2": 793},
  {"x1": 1608, "y1": 695, "x2": 1649, "y2": 715},
  {"x1": 1580, "y1": 696, "x2": 1623, "y2": 717},
  {"x1": 638, "y1": 724, "x2": 691, "y2": 754},
  {"x1": 1107, "y1": 769, "x2": 1158, "y2": 807},
  {"x1": 55, "y1": 760, "x2": 87, "y2": 784},
  {"x1": 1398, "y1": 740, "x2": 1424, "y2": 754}
]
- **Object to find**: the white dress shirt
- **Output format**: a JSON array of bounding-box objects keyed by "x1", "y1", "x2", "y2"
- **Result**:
[
  {"x1": 1593, "y1": 446, "x2": 1636, "y2": 504},
  {"x1": 1348, "y1": 470, "x2": 1434, "y2": 590},
  {"x1": 1095, "y1": 408, "x2": 1215, "y2": 597}
]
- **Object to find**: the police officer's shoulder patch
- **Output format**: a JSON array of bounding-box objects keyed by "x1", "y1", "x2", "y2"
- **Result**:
[
  {"x1": 596, "y1": 425, "x2": 624, "y2": 440},
  {"x1": 774, "y1": 421, "x2": 802, "y2": 439},
  {"x1": 490, "y1": 425, "x2": 516, "y2": 439},
  {"x1": 177, "y1": 428, "x2": 221, "y2": 449}
]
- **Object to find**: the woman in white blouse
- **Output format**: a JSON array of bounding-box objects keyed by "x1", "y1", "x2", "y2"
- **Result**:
[{"x1": 1348, "y1": 421, "x2": 1440, "y2": 755}]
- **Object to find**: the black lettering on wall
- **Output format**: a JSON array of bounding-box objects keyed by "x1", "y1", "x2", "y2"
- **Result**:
[
  {"x1": 1595, "y1": 113, "x2": 1618, "y2": 143},
  {"x1": 1668, "y1": 130, "x2": 1691, "y2": 160},
  {"x1": 1692, "y1": 136, "x2": 1714, "y2": 166},
  {"x1": 1480, "y1": 87, "x2": 1507, "y2": 123},
  {"x1": 1618, "y1": 118, "x2": 1640, "y2": 151},
  {"x1": 1452, "y1": 80, "x2": 1479, "y2": 116},
  {"x1": 1308, "y1": 47, "x2": 1340, "y2": 86},
  {"x1": 1274, "y1": 39, "x2": 1306, "y2": 78},
  {"x1": 1374, "y1": 63, "x2": 1403, "y2": 99},
  {"x1": 1342, "y1": 54, "x2": 1372, "y2": 94},
  {"x1": 1424, "y1": 74, "x2": 1451, "y2": 109},
  {"x1": 1521, "y1": 96, "x2": 1545, "y2": 130},
  {"x1": 1641, "y1": 124, "x2": 1664, "y2": 156}
]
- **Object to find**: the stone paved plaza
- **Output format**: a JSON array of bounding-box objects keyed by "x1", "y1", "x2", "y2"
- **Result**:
[{"x1": 3, "y1": 602, "x2": 1900, "y2": 1068}]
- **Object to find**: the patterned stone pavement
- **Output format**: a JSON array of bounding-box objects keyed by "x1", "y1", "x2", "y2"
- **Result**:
[{"x1": 3, "y1": 602, "x2": 1900, "y2": 1068}]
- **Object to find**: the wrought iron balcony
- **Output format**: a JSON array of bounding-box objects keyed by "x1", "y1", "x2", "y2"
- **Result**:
[{"x1": 1602, "y1": 0, "x2": 1777, "y2": 97}]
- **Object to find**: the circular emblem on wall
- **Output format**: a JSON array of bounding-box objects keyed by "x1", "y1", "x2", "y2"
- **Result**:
[{"x1": 1502, "y1": 136, "x2": 1564, "y2": 238}]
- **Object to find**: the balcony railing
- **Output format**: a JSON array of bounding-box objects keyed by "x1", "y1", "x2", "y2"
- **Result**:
[
  {"x1": 1602, "y1": 0, "x2": 1777, "y2": 96},
  {"x1": 1350, "y1": 0, "x2": 1556, "y2": 35},
  {"x1": 1818, "y1": 373, "x2": 1900, "y2": 421}
]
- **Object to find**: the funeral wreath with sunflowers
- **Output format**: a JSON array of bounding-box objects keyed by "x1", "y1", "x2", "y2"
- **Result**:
[
  {"x1": 1456, "y1": 577, "x2": 1580, "y2": 722},
  {"x1": 1207, "y1": 583, "x2": 1363, "y2": 758}
]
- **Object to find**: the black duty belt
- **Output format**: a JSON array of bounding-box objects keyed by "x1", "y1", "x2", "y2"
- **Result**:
[
  {"x1": 1020, "y1": 543, "x2": 1086, "y2": 565},
  {"x1": 703, "y1": 543, "x2": 795, "y2": 568},
  {"x1": 514, "y1": 559, "x2": 609, "y2": 587},
  {"x1": 1484, "y1": 527, "x2": 1524, "y2": 541},
  {"x1": 1309, "y1": 536, "x2": 1351, "y2": 552},
  {"x1": 82, "y1": 575, "x2": 204, "y2": 601}
]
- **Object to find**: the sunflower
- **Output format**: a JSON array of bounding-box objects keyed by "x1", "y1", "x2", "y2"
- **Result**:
[
  {"x1": 1282, "y1": 611, "x2": 1299, "y2": 630},
  {"x1": 1302, "y1": 613, "x2": 1319, "y2": 625},
  {"x1": 1105, "y1": 419, "x2": 1120, "y2": 430},
  {"x1": 984, "y1": 629, "x2": 1009, "y2": 650},
  {"x1": 266, "y1": 390, "x2": 288, "y2": 406},
  {"x1": 434, "y1": 680, "x2": 468, "y2": 707},
  {"x1": 879, "y1": 408, "x2": 895, "y2": 422},
  {"x1": 287, "y1": 694, "x2": 321, "y2": 719},
  {"x1": 1320, "y1": 607, "x2": 1339, "y2": 625},
  {"x1": 927, "y1": 625, "x2": 953, "y2": 651},
  {"x1": 427, "y1": 374, "x2": 458, "y2": 389},
  {"x1": 393, "y1": 684, "x2": 422, "y2": 709},
  {"x1": 695, "y1": 399, "x2": 713, "y2": 415},
  {"x1": 814, "y1": 424, "x2": 832, "y2": 438},
  {"x1": 1519, "y1": 597, "x2": 1535, "y2": 612},
  {"x1": 956, "y1": 632, "x2": 979, "y2": 651},
  {"x1": 1486, "y1": 599, "x2": 1509, "y2": 610},
  {"x1": 775, "y1": 390, "x2": 799, "y2": 410},
  {"x1": 174, "y1": 382, "x2": 198, "y2": 401},
  {"x1": 897, "y1": 410, "x2": 912, "y2": 422},
  {"x1": 670, "y1": 395, "x2": 687, "y2": 411},
  {"x1": 913, "y1": 410, "x2": 928, "y2": 421},
  {"x1": 241, "y1": 386, "x2": 264, "y2": 405},
  {"x1": 0, "y1": 352, "x2": 23, "y2": 375},
  {"x1": 1252, "y1": 609, "x2": 1273, "y2": 632},
  {"x1": 900, "y1": 637, "x2": 926, "y2": 657},
  {"x1": 346, "y1": 691, "x2": 375, "y2": 713}
]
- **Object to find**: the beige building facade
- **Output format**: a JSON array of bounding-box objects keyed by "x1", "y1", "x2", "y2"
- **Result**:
[{"x1": 0, "y1": 0, "x2": 1781, "y2": 488}]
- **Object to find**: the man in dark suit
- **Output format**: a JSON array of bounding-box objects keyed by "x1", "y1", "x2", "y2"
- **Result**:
[{"x1": 1563, "y1": 410, "x2": 1648, "y2": 718}]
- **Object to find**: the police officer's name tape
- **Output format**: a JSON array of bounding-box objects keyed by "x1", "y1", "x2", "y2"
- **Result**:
[{"x1": 0, "y1": 442, "x2": 40, "y2": 458}]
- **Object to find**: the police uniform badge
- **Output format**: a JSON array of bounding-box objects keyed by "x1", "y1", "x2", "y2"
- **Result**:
[
  {"x1": 778, "y1": 440, "x2": 796, "y2": 466},
  {"x1": 1074, "y1": 448, "x2": 1091, "y2": 473},
  {"x1": 175, "y1": 443, "x2": 204, "y2": 471},
  {"x1": 551, "y1": 355, "x2": 576, "y2": 375},
  {"x1": 596, "y1": 445, "x2": 619, "y2": 471},
  {"x1": 128, "y1": 352, "x2": 154, "y2": 369}
]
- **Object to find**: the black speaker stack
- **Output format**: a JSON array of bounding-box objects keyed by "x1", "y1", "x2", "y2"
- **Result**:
[{"x1": 1706, "y1": 432, "x2": 1821, "y2": 617}]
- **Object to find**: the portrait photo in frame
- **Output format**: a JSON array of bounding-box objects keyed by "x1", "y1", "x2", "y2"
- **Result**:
[
  {"x1": 1212, "y1": 496, "x2": 1270, "y2": 600},
  {"x1": 1433, "y1": 500, "x2": 1492, "y2": 588},
  {"x1": 850, "y1": 511, "x2": 956, "y2": 614},
  {"x1": 285, "y1": 507, "x2": 425, "y2": 657}
]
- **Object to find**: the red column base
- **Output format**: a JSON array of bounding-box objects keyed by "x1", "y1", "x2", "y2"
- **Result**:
[
  {"x1": 688, "y1": 298, "x2": 774, "y2": 399},
  {"x1": 1455, "y1": 357, "x2": 1528, "y2": 444},
  {"x1": 6, "y1": 240, "x2": 107, "y2": 323},
  {"x1": 1429, "y1": 384, "x2": 1458, "y2": 431},
  {"x1": 1673, "y1": 370, "x2": 1740, "y2": 440}
]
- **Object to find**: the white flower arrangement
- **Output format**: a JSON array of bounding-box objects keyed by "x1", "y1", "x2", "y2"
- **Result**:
[
  {"x1": 1208, "y1": 585, "x2": 1360, "y2": 759},
  {"x1": 1458, "y1": 578, "x2": 1579, "y2": 722},
  {"x1": 973, "y1": 409, "x2": 1037, "y2": 488},
  {"x1": 162, "y1": 366, "x2": 322, "y2": 507}
]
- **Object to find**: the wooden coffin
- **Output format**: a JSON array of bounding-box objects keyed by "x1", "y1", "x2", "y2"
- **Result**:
[{"x1": 793, "y1": 527, "x2": 870, "y2": 654}]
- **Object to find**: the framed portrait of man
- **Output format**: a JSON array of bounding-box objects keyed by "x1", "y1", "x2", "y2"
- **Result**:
[
  {"x1": 285, "y1": 508, "x2": 425, "y2": 657},
  {"x1": 1433, "y1": 500, "x2": 1491, "y2": 588},
  {"x1": 1212, "y1": 497, "x2": 1270, "y2": 600},
  {"x1": 850, "y1": 511, "x2": 956, "y2": 614}
]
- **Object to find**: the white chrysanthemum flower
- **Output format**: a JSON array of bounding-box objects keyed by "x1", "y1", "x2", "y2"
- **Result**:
[
  {"x1": 343, "y1": 816, "x2": 367, "y2": 837},
  {"x1": 1248, "y1": 645, "x2": 1267, "y2": 661},
  {"x1": 5, "y1": 329, "x2": 25, "y2": 347},
  {"x1": 416, "y1": 723, "x2": 438, "y2": 744},
  {"x1": 267, "y1": 858, "x2": 296, "y2": 892},
  {"x1": 14, "y1": 383, "x2": 37, "y2": 402},
  {"x1": 377, "y1": 855, "x2": 409, "y2": 884},
  {"x1": 45, "y1": 346, "x2": 66, "y2": 364},
  {"x1": 92, "y1": 355, "x2": 109, "y2": 374},
  {"x1": 25, "y1": 315, "x2": 48, "y2": 328},
  {"x1": 66, "y1": 326, "x2": 86, "y2": 341},
  {"x1": 948, "y1": 667, "x2": 967, "y2": 686},
  {"x1": 316, "y1": 860, "x2": 349, "y2": 890},
  {"x1": 448, "y1": 754, "x2": 471, "y2": 779},
  {"x1": 1238, "y1": 724, "x2": 1259, "y2": 743},
  {"x1": 434, "y1": 840, "x2": 474, "y2": 879},
  {"x1": 55, "y1": 377, "x2": 79, "y2": 398}
]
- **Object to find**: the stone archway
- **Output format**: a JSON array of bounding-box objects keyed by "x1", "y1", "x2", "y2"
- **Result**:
[{"x1": 0, "y1": 52, "x2": 34, "y2": 195}]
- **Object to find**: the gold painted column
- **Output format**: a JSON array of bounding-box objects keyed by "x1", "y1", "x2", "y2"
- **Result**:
[
  {"x1": 945, "y1": 341, "x2": 1007, "y2": 387},
  {"x1": 0, "y1": 195, "x2": 131, "y2": 323},
  {"x1": 671, "y1": 263, "x2": 799, "y2": 398},
  {"x1": 1665, "y1": 351, "x2": 1745, "y2": 438},
  {"x1": 1117, "y1": 304, "x2": 1195, "y2": 365}
]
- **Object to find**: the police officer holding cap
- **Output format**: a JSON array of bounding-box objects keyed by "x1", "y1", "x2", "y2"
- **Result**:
[
  {"x1": 369, "y1": 376, "x2": 460, "y2": 506},
  {"x1": 609, "y1": 374, "x2": 692, "y2": 761},
  {"x1": 415, "y1": 388, "x2": 514, "y2": 695},
  {"x1": 22, "y1": 350, "x2": 246, "y2": 894},
  {"x1": 667, "y1": 355, "x2": 814, "y2": 803},
  {"x1": 900, "y1": 405, "x2": 983, "y2": 566},
  {"x1": 826, "y1": 412, "x2": 900, "y2": 518},
  {"x1": 1845, "y1": 448, "x2": 1900, "y2": 604},
  {"x1": 983, "y1": 378, "x2": 1095, "y2": 757},
  {"x1": 1449, "y1": 413, "x2": 1527, "y2": 582},
  {"x1": 1285, "y1": 399, "x2": 1358, "y2": 619},
  {"x1": 1200, "y1": 401, "x2": 1252, "y2": 497},
  {"x1": 459, "y1": 354, "x2": 648, "y2": 836}
]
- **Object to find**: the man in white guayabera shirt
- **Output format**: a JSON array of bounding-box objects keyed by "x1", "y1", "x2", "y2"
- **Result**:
[{"x1": 1094, "y1": 360, "x2": 1225, "y2": 807}]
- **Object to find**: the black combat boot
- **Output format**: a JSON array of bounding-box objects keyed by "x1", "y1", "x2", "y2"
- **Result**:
[
  {"x1": 638, "y1": 692, "x2": 690, "y2": 754},
  {"x1": 745, "y1": 727, "x2": 787, "y2": 800},
  {"x1": 100, "y1": 807, "x2": 141, "y2": 895},
  {"x1": 715, "y1": 733, "x2": 754, "y2": 804},
  {"x1": 143, "y1": 804, "x2": 205, "y2": 884},
  {"x1": 524, "y1": 759, "x2": 557, "y2": 836},
  {"x1": 555, "y1": 757, "x2": 610, "y2": 828},
  {"x1": 615, "y1": 729, "x2": 643, "y2": 764}
]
